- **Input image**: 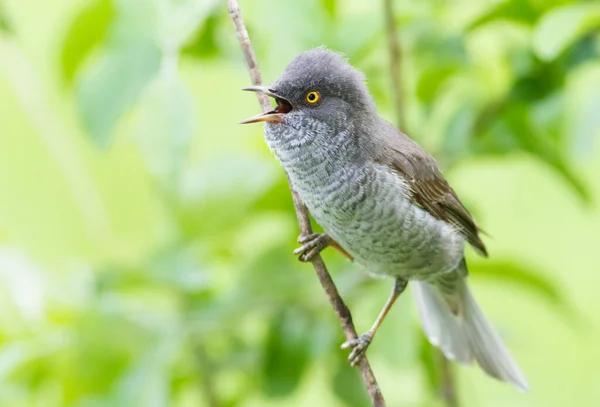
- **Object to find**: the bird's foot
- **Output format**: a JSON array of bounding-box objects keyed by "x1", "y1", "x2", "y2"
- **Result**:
[
  {"x1": 293, "y1": 233, "x2": 331, "y2": 262},
  {"x1": 341, "y1": 330, "x2": 373, "y2": 366}
]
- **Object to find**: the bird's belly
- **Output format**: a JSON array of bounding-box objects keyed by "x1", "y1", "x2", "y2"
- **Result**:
[
  {"x1": 295, "y1": 166, "x2": 465, "y2": 279},
  {"x1": 321, "y1": 204, "x2": 464, "y2": 279}
]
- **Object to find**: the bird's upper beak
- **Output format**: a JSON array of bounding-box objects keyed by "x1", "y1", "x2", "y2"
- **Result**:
[{"x1": 240, "y1": 86, "x2": 292, "y2": 124}]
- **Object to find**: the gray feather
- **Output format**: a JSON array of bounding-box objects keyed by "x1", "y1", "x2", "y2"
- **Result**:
[{"x1": 413, "y1": 263, "x2": 529, "y2": 392}]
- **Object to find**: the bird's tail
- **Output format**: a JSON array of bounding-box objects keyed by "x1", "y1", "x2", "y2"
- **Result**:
[{"x1": 412, "y1": 260, "x2": 529, "y2": 392}]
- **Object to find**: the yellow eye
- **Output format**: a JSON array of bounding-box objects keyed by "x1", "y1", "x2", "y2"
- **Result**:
[{"x1": 305, "y1": 91, "x2": 320, "y2": 104}]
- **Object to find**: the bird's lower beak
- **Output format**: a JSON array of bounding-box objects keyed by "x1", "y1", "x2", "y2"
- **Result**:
[
  {"x1": 239, "y1": 111, "x2": 283, "y2": 124},
  {"x1": 240, "y1": 85, "x2": 291, "y2": 124}
]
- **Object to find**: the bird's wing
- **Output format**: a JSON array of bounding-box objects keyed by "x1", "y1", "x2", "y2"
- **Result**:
[{"x1": 372, "y1": 119, "x2": 487, "y2": 256}]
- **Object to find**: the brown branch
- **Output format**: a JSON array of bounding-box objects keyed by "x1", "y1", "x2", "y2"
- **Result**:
[
  {"x1": 195, "y1": 345, "x2": 221, "y2": 407},
  {"x1": 473, "y1": 99, "x2": 508, "y2": 137},
  {"x1": 383, "y1": 1, "x2": 458, "y2": 405},
  {"x1": 383, "y1": 0, "x2": 404, "y2": 129},
  {"x1": 438, "y1": 349, "x2": 459, "y2": 407},
  {"x1": 226, "y1": 1, "x2": 386, "y2": 406}
]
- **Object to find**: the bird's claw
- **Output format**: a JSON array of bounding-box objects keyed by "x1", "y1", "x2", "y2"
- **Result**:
[
  {"x1": 293, "y1": 233, "x2": 331, "y2": 262},
  {"x1": 341, "y1": 331, "x2": 373, "y2": 366}
]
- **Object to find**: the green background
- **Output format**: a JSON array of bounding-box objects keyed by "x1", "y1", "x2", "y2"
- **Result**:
[{"x1": 0, "y1": 0, "x2": 599, "y2": 406}]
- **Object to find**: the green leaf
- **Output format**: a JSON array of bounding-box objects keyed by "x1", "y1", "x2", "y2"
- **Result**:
[
  {"x1": 533, "y1": 4, "x2": 600, "y2": 61},
  {"x1": 412, "y1": 35, "x2": 467, "y2": 105},
  {"x1": 74, "y1": 0, "x2": 162, "y2": 148},
  {"x1": 181, "y1": 10, "x2": 223, "y2": 59},
  {"x1": 0, "y1": 247, "x2": 47, "y2": 323},
  {"x1": 174, "y1": 0, "x2": 225, "y2": 59},
  {"x1": 0, "y1": 2, "x2": 12, "y2": 33},
  {"x1": 471, "y1": 261, "x2": 567, "y2": 308},
  {"x1": 442, "y1": 103, "x2": 476, "y2": 158},
  {"x1": 76, "y1": 39, "x2": 161, "y2": 148},
  {"x1": 476, "y1": 102, "x2": 590, "y2": 202},
  {"x1": 418, "y1": 335, "x2": 439, "y2": 393},
  {"x1": 468, "y1": 0, "x2": 538, "y2": 31},
  {"x1": 509, "y1": 68, "x2": 562, "y2": 103},
  {"x1": 331, "y1": 354, "x2": 370, "y2": 407},
  {"x1": 418, "y1": 339, "x2": 458, "y2": 406},
  {"x1": 321, "y1": 0, "x2": 337, "y2": 20},
  {"x1": 261, "y1": 310, "x2": 311, "y2": 397},
  {"x1": 115, "y1": 336, "x2": 178, "y2": 407},
  {"x1": 565, "y1": 63, "x2": 600, "y2": 158},
  {"x1": 502, "y1": 105, "x2": 591, "y2": 202},
  {"x1": 416, "y1": 66, "x2": 457, "y2": 103},
  {"x1": 0, "y1": 333, "x2": 70, "y2": 382},
  {"x1": 60, "y1": 0, "x2": 115, "y2": 85},
  {"x1": 164, "y1": 0, "x2": 222, "y2": 49},
  {"x1": 135, "y1": 72, "x2": 194, "y2": 185},
  {"x1": 146, "y1": 246, "x2": 209, "y2": 293},
  {"x1": 178, "y1": 154, "x2": 279, "y2": 237}
]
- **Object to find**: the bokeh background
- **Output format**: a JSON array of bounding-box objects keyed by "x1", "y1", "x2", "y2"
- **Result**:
[{"x1": 1, "y1": 0, "x2": 599, "y2": 406}]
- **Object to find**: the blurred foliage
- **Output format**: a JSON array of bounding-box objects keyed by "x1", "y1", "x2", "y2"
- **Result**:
[
  {"x1": 0, "y1": 0, "x2": 599, "y2": 406},
  {"x1": 0, "y1": 3, "x2": 11, "y2": 34}
]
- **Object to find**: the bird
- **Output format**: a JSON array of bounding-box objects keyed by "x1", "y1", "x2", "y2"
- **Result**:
[{"x1": 240, "y1": 47, "x2": 529, "y2": 392}]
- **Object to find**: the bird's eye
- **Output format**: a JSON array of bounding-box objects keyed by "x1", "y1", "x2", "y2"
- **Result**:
[{"x1": 305, "y1": 91, "x2": 320, "y2": 104}]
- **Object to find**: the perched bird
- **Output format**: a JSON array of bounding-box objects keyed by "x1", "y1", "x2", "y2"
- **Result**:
[{"x1": 241, "y1": 47, "x2": 529, "y2": 392}]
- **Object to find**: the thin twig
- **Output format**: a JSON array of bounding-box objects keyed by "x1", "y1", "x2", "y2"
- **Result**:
[
  {"x1": 438, "y1": 351, "x2": 459, "y2": 407},
  {"x1": 195, "y1": 345, "x2": 220, "y2": 407},
  {"x1": 473, "y1": 99, "x2": 508, "y2": 137},
  {"x1": 226, "y1": 1, "x2": 386, "y2": 406},
  {"x1": 383, "y1": 0, "x2": 404, "y2": 129},
  {"x1": 383, "y1": 1, "x2": 459, "y2": 405}
]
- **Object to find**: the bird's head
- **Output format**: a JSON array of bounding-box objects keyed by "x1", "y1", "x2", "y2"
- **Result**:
[{"x1": 240, "y1": 47, "x2": 375, "y2": 131}]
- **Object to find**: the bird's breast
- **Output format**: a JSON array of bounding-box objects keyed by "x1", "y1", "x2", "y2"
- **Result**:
[{"x1": 264, "y1": 125, "x2": 464, "y2": 278}]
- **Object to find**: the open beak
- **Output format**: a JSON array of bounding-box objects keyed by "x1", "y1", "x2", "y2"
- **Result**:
[
  {"x1": 239, "y1": 111, "x2": 283, "y2": 124},
  {"x1": 240, "y1": 86, "x2": 292, "y2": 124}
]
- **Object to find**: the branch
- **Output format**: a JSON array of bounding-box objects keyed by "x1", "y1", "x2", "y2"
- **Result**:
[
  {"x1": 383, "y1": 1, "x2": 458, "y2": 405},
  {"x1": 226, "y1": 1, "x2": 386, "y2": 406},
  {"x1": 195, "y1": 345, "x2": 221, "y2": 407},
  {"x1": 438, "y1": 351, "x2": 459, "y2": 407},
  {"x1": 383, "y1": 0, "x2": 404, "y2": 129}
]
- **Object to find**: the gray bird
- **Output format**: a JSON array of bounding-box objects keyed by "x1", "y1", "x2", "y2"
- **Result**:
[{"x1": 241, "y1": 47, "x2": 529, "y2": 392}]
